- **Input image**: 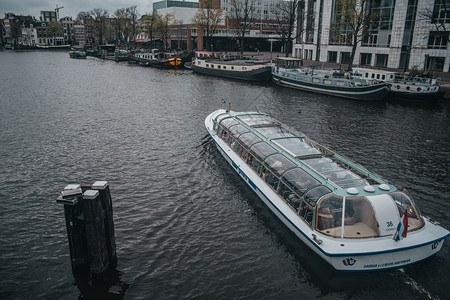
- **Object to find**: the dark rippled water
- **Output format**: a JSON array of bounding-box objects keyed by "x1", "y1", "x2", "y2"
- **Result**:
[{"x1": 0, "y1": 51, "x2": 449, "y2": 299}]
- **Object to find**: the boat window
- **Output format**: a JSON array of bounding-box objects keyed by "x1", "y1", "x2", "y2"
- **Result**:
[
  {"x1": 261, "y1": 167, "x2": 280, "y2": 190},
  {"x1": 256, "y1": 126, "x2": 296, "y2": 139},
  {"x1": 304, "y1": 157, "x2": 369, "y2": 188},
  {"x1": 249, "y1": 142, "x2": 277, "y2": 161},
  {"x1": 228, "y1": 124, "x2": 249, "y2": 138},
  {"x1": 323, "y1": 169, "x2": 368, "y2": 188},
  {"x1": 237, "y1": 114, "x2": 278, "y2": 127},
  {"x1": 303, "y1": 185, "x2": 332, "y2": 206},
  {"x1": 306, "y1": 157, "x2": 340, "y2": 173},
  {"x1": 264, "y1": 153, "x2": 297, "y2": 175},
  {"x1": 389, "y1": 191, "x2": 424, "y2": 231},
  {"x1": 214, "y1": 114, "x2": 230, "y2": 131},
  {"x1": 221, "y1": 129, "x2": 233, "y2": 145},
  {"x1": 313, "y1": 78, "x2": 320, "y2": 83},
  {"x1": 272, "y1": 138, "x2": 321, "y2": 157},
  {"x1": 342, "y1": 197, "x2": 379, "y2": 238},
  {"x1": 299, "y1": 201, "x2": 314, "y2": 226},
  {"x1": 231, "y1": 139, "x2": 248, "y2": 159},
  {"x1": 316, "y1": 194, "x2": 343, "y2": 236},
  {"x1": 220, "y1": 118, "x2": 239, "y2": 130},
  {"x1": 282, "y1": 168, "x2": 320, "y2": 196},
  {"x1": 316, "y1": 195, "x2": 380, "y2": 238},
  {"x1": 247, "y1": 154, "x2": 263, "y2": 174},
  {"x1": 336, "y1": 81, "x2": 345, "y2": 86},
  {"x1": 279, "y1": 182, "x2": 302, "y2": 210},
  {"x1": 238, "y1": 132, "x2": 262, "y2": 148}
]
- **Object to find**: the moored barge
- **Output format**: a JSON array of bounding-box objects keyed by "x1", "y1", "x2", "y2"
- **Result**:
[
  {"x1": 205, "y1": 109, "x2": 449, "y2": 271},
  {"x1": 352, "y1": 68, "x2": 445, "y2": 102},
  {"x1": 191, "y1": 51, "x2": 273, "y2": 82},
  {"x1": 272, "y1": 57, "x2": 388, "y2": 101}
]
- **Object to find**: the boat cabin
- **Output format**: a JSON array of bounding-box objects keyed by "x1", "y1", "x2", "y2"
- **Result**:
[
  {"x1": 275, "y1": 57, "x2": 303, "y2": 69},
  {"x1": 212, "y1": 111, "x2": 425, "y2": 239},
  {"x1": 195, "y1": 51, "x2": 221, "y2": 59},
  {"x1": 134, "y1": 52, "x2": 160, "y2": 60}
]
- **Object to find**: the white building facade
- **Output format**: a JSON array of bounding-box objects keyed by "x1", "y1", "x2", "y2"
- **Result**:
[{"x1": 293, "y1": 0, "x2": 450, "y2": 72}]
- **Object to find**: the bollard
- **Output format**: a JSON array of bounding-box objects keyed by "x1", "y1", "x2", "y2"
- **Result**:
[
  {"x1": 57, "y1": 181, "x2": 117, "y2": 278},
  {"x1": 92, "y1": 181, "x2": 117, "y2": 269},
  {"x1": 57, "y1": 184, "x2": 89, "y2": 276},
  {"x1": 82, "y1": 189, "x2": 109, "y2": 275}
]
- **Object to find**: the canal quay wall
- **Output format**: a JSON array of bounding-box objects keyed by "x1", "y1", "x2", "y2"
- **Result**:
[{"x1": 244, "y1": 51, "x2": 450, "y2": 100}]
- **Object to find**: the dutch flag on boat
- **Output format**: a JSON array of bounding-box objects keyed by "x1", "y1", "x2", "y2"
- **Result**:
[{"x1": 393, "y1": 209, "x2": 408, "y2": 241}]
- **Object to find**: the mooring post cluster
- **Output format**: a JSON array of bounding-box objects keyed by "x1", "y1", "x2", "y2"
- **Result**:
[{"x1": 56, "y1": 181, "x2": 117, "y2": 279}]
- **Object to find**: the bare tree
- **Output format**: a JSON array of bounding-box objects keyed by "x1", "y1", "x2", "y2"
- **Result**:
[
  {"x1": 228, "y1": 0, "x2": 257, "y2": 55},
  {"x1": 127, "y1": 5, "x2": 139, "y2": 48},
  {"x1": 330, "y1": 0, "x2": 377, "y2": 70},
  {"x1": 114, "y1": 8, "x2": 127, "y2": 47},
  {"x1": 273, "y1": 0, "x2": 305, "y2": 57},
  {"x1": 76, "y1": 11, "x2": 90, "y2": 21},
  {"x1": 141, "y1": 12, "x2": 159, "y2": 47},
  {"x1": 0, "y1": 21, "x2": 5, "y2": 46},
  {"x1": 155, "y1": 14, "x2": 175, "y2": 50},
  {"x1": 91, "y1": 8, "x2": 109, "y2": 45},
  {"x1": 418, "y1": 0, "x2": 449, "y2": 47},
  {"x1": 192, "y1": 0, "x2": 224, "y2": 51}
]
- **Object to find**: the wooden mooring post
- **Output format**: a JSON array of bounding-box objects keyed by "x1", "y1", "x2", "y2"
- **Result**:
[{"x1": 56, "y1": 181, "x2": 117, "y2": 278}]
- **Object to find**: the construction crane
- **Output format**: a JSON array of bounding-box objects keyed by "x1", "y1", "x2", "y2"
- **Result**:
[{"x1": 55, "y1": 5, "x2": 64, "y2": 21}]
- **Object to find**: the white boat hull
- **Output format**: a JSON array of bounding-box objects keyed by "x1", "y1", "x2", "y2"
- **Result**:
[{"x1": 205, "y1": 110, "x2": 449, "y2": 271}]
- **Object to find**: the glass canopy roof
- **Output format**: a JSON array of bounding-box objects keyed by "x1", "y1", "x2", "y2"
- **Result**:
[{"x1": 216, "y1": 112, "x2": 375, "y2": 190}]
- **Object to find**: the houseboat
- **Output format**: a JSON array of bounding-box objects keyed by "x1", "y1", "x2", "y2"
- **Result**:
[
  {"x1": 205, "y1": 109, "x2": 449, "y2": 271},
  {"x1": 352, "y1": 68, "x2": 445, "y2": 102},
  {"x1": 191, "y1": 51, "x2": 273, "y2": 82},
  {"x1": 272, "y1": 57, "x2": 388, "y2": 101},
  {"x1": 69, "y1": 50, "x2": 87, "y2": 59},
  {"x1": 129, "y1": 51, "x2": 182, "y2": 68}
]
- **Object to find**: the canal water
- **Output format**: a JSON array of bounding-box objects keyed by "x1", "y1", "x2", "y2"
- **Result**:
[{"x1": 0, "y1": 51, "x2": 448, "y2": 299}]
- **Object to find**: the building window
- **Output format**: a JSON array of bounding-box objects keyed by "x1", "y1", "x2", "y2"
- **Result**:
[
  {"x1": 425, "y1": 56, "x2": 445, "y2": 72},
  {"x1": 340, "y1": 52, "x2": 350, "y2": 64},
  {"x1": 433, "y1": 0, "x2": 450, "y2": 24},
  {"x1": 428, "y1": 31, "x2": 448, "y2": 49},
  {"x1": 328, "y1": 51, "x2": 337, "y2": 63},
  {"x1": 375, "y1": 54, "x2": 388, "y2": 67},
  {"x1": 305, "y1": 0, "x2": 316, "y2": 44},
  {"x1": 360, "y1": 53, "x2": 371, "y2": 66}
]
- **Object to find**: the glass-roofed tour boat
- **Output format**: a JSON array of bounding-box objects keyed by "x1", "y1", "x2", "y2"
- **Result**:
[{"x1": 205, "y1": 109, "x2": 449, "y2": 271}]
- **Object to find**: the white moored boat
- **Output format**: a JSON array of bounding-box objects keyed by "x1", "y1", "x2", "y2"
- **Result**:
[
  {"x1": 352, "y1": 68, "x2": 445, "y2": 102},
  {"x1": 205, "y1": 109, "x2": 449, "y2": 271}
]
